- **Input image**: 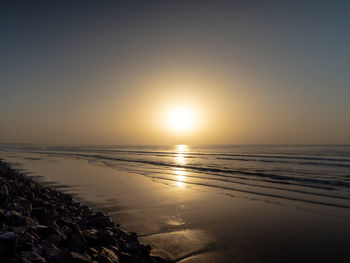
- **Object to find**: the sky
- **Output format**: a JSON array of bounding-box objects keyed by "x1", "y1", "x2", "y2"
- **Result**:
[{"x1": 1, "y1": 0, "x2": 349, "y2": 145}]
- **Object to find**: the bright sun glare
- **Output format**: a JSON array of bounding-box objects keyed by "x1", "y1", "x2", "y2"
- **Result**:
[{"x1": 167, "y1": 107, "x2": 196, "y2": 132}]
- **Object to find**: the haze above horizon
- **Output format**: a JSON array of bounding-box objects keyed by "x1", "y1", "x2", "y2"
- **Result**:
[{"x1": 1, "y1": 1, "x2": 350, "y2": 145}]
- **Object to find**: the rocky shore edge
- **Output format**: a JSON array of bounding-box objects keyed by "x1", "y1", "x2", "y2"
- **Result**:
[{"x1": 0, "y1": 160, "x2": 168, "y2": 263}]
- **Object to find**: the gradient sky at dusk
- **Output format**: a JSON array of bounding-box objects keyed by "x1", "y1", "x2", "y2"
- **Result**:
[{"x1": 1, "y1": 1, "x2": 349, "y2": 145}]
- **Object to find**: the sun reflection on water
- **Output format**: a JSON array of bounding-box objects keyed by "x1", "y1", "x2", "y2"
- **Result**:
[
  {"x1": 174, "y1": 144, "x2": 188, "y2": 165},
  {"x1": 175, "y1": 154, "x2": 186, "y2": 165},
  {"x1": 173, "y1": 146, "x2": 189, "y2": 188},
  {"x1": 176, "y1": 144, "x2": 188, "y2": 152}
]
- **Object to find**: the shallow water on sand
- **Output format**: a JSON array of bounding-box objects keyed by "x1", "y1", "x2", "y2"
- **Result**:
[{"x1": 1, "y1": 145, "x2": 350, "y2": 262}]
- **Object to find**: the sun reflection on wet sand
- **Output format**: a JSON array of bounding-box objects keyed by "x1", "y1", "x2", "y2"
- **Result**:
[
  {"x1": 176, "y1": 181, "x2": 185, "y2": 188},
  {"x1": 174, "y1": 168, "x2": 187, "y2": 188},
  {"x1": 174, "y1": 169, "x2": 186, "y2": 175}
]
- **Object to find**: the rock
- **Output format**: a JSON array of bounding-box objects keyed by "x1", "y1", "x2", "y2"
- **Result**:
[
  {"x1": 151, "y1": 256, "x2": 170, "y2": 263},
  {"x1": 0, "y1": 208, "x2": 5, "y2": 220},
  {"x1": 0, "y1": 231, "x2": 17, "y2": 251},
  {"x1": 13, "y1": 196, "x2": 33, "y2": 215},
  {"x1": 12, "y1": 226, "x2": 26, "y2": 234},
  {"x1": 31, "y1": 198, "x2": 45, "y2": 208},
  {"x1": 71, "y1": 224, "x2": 87, "y2": 245},
  {"x1": 0, "y1": 184, "x2": 9, "y2": 205},
  {"x1": 88, "y1": 247, "x2": 98, "y2": 258},
  {"x1": 65, "y1": 233, "x2": 85, "y2": 252},
  {"x1": 83, "y1": 228, "x2": 98, "y2": 243},
  {"x1": 35, "y1": 225, "x2": 50, "y2": 236},
  {"x1": 0, "y1": 160, "x2": 168, "y2": 263},
  {"x1": 31, "y1": 207, "x2": 48, "y2": 223},
  {"x1": 118, "y1": 252, "x2": 135, "y2": 262},
  {"x1": 22, "y1": 185, "x2": 35, "y2": 200},
  {"x1": 70, "y1": 251, "x2": 92, "y2": 262},
  {"x1": 55, "y1": 249, "x2": 73, "y2": 263},
  {"x1": 124, "y1": 239, "x2": 141, "y2": 253},
  {"x1": 90, "y1": 214, "x2": 113, "y2": 228},
  {"x1": 41, "y1": 240, "x2": 60, "y2": 261},
  {"x1": 46, "y1": 234, "x2": 65, "y2": 246},
  {"x1": 0, "y1": 243, "x2": 7, "y2": 255},
  {"x1": 20, "y1": 251, "x2": 46, "y2": 263},
  {"x1": 107, "y1": 245, "x2": 120, "y2": 254},
  {"x1": 17, "y1": 232, "x2": 38, "y2": 250},
  {"x1": 23, "y1": 216, "x2": 36, "y2": 226},
  {"x1": 5, "y1": 210, "x2": 25, "y2": 226},
  {"x1": 97, "y1": 228, "x2": 116, "y2": 245},
  {"x1": 20, "y1": 257, "x2": 33, "y2": 263},
  {"x1": 0, "y1": 231, "x2": 16, "y2": 240},
  {"x1": 97, "y1": 247, "x2": 120, "y2": 263},
  {"x1": 48, "y1": 221, "x2": 67, "y2": 239}
]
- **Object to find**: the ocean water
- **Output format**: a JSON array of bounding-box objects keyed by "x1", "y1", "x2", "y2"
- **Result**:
[{"x1": 1, "y1": 144, "x2": 350, "y2": 262}]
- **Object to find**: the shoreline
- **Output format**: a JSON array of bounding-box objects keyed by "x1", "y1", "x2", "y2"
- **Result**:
[{"x1": 0, "y1": 160, "x2": 168, "y2": 263}]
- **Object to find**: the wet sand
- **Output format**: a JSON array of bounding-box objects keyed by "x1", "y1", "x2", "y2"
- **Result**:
[
  {"x1": 0, "y1": 160, "x2": 167, "y2": 263},
  {"x1": 2, "y1": 153, "x2": 350, "y2": 262}
]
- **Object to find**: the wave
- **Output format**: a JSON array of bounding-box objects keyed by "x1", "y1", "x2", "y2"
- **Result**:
[
  {"x1": 107, "y1": 162, "x2": 350, "y2": 201},
  {"x1": 31, "y1": 151, "x2": 350, "y2": 189},
  {"x1": 149, "y1": 176, "x2": 350, "y2": 209},
  {"x1": 5, "y1": 145, "x2": 350, "y2": 163},
  {"x1": 216, "y1": 157, "x2": 350, "y2": 168}
]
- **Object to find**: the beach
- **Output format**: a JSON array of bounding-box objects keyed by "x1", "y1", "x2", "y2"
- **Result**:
[
  {"x1": 1, "y1": 145, "x2": 350, "y2": 262},
  {"x1": 0, "y1": 160, "x2": 167, "y2": 263},
  {"x1": 2, "y1": 1, "x2": 350, "y2": 262}
]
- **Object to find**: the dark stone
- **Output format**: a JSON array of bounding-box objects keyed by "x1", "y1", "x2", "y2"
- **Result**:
[
  {"x1": 41, "y1": 240, "x2": 60, "y2": 261},
  {"x1": 13, "y1": 196, "x2": 32, "y2": 214},
  {"x1": 0, "y1": 231, "x2": 16, "y2": 240},
  {"x1": 0, "y1": 208, "x2": 5, "y2": 220},
  {"x1": 0, "y1": 184, "x2": 9, "y2": 205},
  {"x1": 88, "y1": 247, "x2": 98, "y2": 258},
  {"x1": 55, "y1": 249, "x2": 73, "y2": 263},
  {"x1": 0, "y1": 160, "x2": 168, "y2": 263},
  {"x1": 31, "y1": 207, "x2": 48, "y2": 223},
  {"x1": 20, "y1": 257, "x2": 33, "y2": 263},
  {"x1": 97, "y1": 228, "x2": 116, "y2": 245},
  {"x1": 12, "y1": 226, "x2": 26, "y2": 234},
  {"x1": 35, "y1": 225, "x2": 50, "y2": 236},
  {"x1": 20, "y1": 251, "x2": 47, "y2": 263},
  {"x1": 0, "y1": 243, "x2": 7, "y2": 256},
  {"x1": 71, "y1": 224, "x2": 87, "y2": 245},
  {"x1": 97, "y1": 247, "x2": 120, "y2": 263},
  {"x1": 46, "y1": 234, "x2": 65, "y2": 246},
  {"x1": 65, "y1": 233, "x2": 85, "y2": 252},
  {"x1": 70, "y1": 251, "x2": 92, "y2": 262},
  {"x1": 123, "y1": 239, "x2": 141, "y2": 253},
  {"x1": 17, "y1": 232, "x2": 37, "y2": 250},
  {"x1": 90, "y1": 214, "x2": 113, "y2": 228},
  {"x1": 22, "y1": 185, "x2": 35, "y2": 200},
  {"x1": 31, "y1": 198, "x2": 45, "y2": 208},
  {"x1": 23, "y1": 216, "x2": 36, "y2": 226},
  {"x1": 83, "y1": 228, "x2": 98, "y2": 243},
  {"x1": 5, "y1": 210, "x2": 25, "y2": 226},
  {"x1": 118, "y1": 252, "x2": 136, "y2": 263}
]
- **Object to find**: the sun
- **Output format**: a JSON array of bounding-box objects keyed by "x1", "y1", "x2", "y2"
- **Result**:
[{"x1": 166, "y1": 106, "x2": 197, "y2": 132}]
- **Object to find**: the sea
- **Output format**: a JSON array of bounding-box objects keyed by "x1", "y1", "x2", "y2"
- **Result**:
[{"x1": 1, "y1": 144, "x2": 350, "y2": 262}]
